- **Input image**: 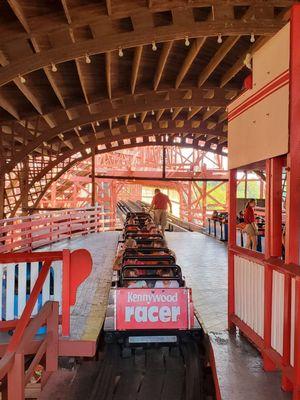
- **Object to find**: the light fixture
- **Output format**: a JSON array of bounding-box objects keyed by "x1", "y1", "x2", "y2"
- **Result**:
[
  {"x1": 188, "y1": 106, "x2": 192, "y2": 112},
  {"x1": 217, "y1": 33, "x2": 223, "y2": 44},
  {"x1": 207, "y1": 106, "x2": 210, "y2": 111},
  {"x1": 244, "y1": 53, "x2": 252, "y2": 70},
  {"x1": 96, "y1": 121, "x2": 100, "y2": 126},
  {"x1": 165, "y1": 134, "x2": 169, "y2": 141},
  {"x1": 115, "y1": 117, "x2": 118, "y2": 122},
  {"x1": 250, "y1": 33, "x2": 255, "y2": 43},
  {"x1": 170, "y1": 107, "x2": 173, "y2": 113},
  {"x1": 151, "y1": 110, "x2": 154, "y2": 115},
  {"x1": 51, "y1": 63, "x2": 57, "y2": 72},
  {"x1": 19, "y1": 75, "x2": 26, "y2": 84},
  {"x1": 185, "y1": 36, "x2": 190, "y2": 47},
  {"x1": 133, "y1": 113, "x2": 136, "y2": 118},
  {"x1": 118, "y1": 47, "x2": 123, "y2": 57},
  {"x1": 152, "y1": 41, "x2": 157, "y2": 51},
  {"x1": 85, "y1": 54, "x2": 91, "y2": 64},
  {"x1": 78, "y1": 126, "x2": 82, "y2": 131}
]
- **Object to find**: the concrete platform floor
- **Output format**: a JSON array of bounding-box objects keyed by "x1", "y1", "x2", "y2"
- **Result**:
[{"x1": 40, "y1": 232, "x2": 119, "y2": 341}]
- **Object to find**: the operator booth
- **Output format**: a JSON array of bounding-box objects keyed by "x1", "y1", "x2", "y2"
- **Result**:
[{"x1": 227, "y1": 6, "x2": 300, "y2": 399}]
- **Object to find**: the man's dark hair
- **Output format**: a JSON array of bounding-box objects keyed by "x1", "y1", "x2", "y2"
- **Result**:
[{"x1": 154, "y1": 188, "x2": 160, "y2": 194}]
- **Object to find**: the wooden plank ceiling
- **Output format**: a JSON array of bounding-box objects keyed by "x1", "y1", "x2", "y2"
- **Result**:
[{"x1": 0, "y1": 0, "x2": 297, "y2": 175}]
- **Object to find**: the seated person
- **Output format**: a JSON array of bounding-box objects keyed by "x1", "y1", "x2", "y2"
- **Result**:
[
  {"x1": 154, "y1": 276, "x2": 179, "y2": 289},
  {"x1": 127, "y1": 216, "x2": 137, "y2": 225},
  {"x1": 127, "y1": 280, "x2": 148, "y2": 288},
  {"x1": 126, "y1": 225, "x2": 139, "y2": 232},
  {"x1": 113, "y1": 249, "x2": 125, "y2": 270},
  {"x1": 153, "y1": 240, "x2": 166, "y2": 248},
  {"x1": 124, "y1": 237, "x2": 137, "y2": 248},
  {"x1": 124, "y1": 268, "x2": 147, "y2": 288},
  {"x1": 211, "y1": 210, "x2": 219, "y2": 220}
]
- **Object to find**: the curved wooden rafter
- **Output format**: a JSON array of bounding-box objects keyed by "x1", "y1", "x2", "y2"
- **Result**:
[
  {"x1": 10, "y1": 138, "x2": 226, "y2": 216},
  {"x1": 2, "y1": 90, "x2": 231, "y2": 174},
  {"x1": 0, "y1": 17, "x2": 287, "y2": 87}
]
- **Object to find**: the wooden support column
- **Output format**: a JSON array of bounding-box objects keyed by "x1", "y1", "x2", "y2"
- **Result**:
[
  {"x1": 91, "y1": 150, "x2": 96, "y2": 207},
  {"x1": 228, "y1": 169, "x2": 237, "y2": 330},
  {"x1": 202, "y1": 181, "x2": 207, "y2": 225},
  {"x1": 162, "y1": 146, "x2": 166, "y2": 179},
  {"x1": 244, "y1": 171, "x2": 248, "y2": 199},
  {"x1": 0, "y1": 176, "x2": 4, "y2": 220},
  {"x1": 51, "y1": 182, "x2": 57, "y2": 208},
  {"x1": 263, "y1": 158, "x2": 282, "y2": 372},
  {"x1": 287, "y1": 6, "x2": 300, "y2": 398},
  {"x1": 20, "y1": 157, "x2": 29, "y2": 216},
  {"x1": 187, "y1": 182, "x2": 192, "y2": 223}
]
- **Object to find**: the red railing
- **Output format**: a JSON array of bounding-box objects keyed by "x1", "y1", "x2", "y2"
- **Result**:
[
  {"x1": 0, "y1": 206, "x2": 116, "y2": 253},
  {"x1": 0, "y1": 254, "x2": 60, "y2": 399},
  {"x1": 228, "y1": 245, "x2": 300, "y2": 395},
  {"x1": 0, "y1": 302, "x2": 58, "y2": 400},
  {"x1": 0, "y1": 250, "x2": 92, "y2": 337}
]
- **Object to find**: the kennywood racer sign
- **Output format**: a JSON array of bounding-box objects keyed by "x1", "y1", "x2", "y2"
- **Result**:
[{"x1": 116, "y1": 288, "x2": 191, "y2": 330}]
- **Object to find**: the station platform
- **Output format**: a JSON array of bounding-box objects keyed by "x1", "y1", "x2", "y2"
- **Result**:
[
  {"x1": 41, "y1": 231, "x2": 290, "y2": 399},
  {"x1": 40, "y1": 231, "x2": 119, "y2": 354}
]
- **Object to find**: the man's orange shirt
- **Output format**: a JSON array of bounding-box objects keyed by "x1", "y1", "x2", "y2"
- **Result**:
[{"x1": 151, "y1": 192, "x2": 170, "y2": 210}]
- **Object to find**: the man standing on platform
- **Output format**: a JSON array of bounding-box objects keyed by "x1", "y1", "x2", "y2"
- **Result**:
[{"x1": 149, "y1": 188, "x2": 172, "y2": 234}]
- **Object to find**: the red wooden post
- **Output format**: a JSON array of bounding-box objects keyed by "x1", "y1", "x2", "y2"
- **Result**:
[
  {"x1": 294, "y1": 278, "x2": 300, "y2": 400},
  {"x1": 202, "y1": 181, "x2": 207, "y2": 226},
  {"x1": 263, "y1": 159, "x2": 276, "y2": 371},
  {"x1": 68, "y1": 210, "x2": 72, "y2": 238},
  {"x1": 91, "y1": 150, "x2": 96, "y2": 207},
  {"x1": 46, "y1": 302, "x2": 59, "y2": 372},
  {"x1": 282, "y1": 273, "x2": 292, "y2": 391},
  {"x1": 270, "y1": 157, "x2": 284, "y2": 257},
  {"x1": 228, "y1": 169, "x2": 237, "y2": 330},
  {"x1": 62, "y1": 249, "x2": 71, "y2": 336},
  {"x1": 7, "y1": 353, "x2": 24, "y2": 400},
  {"x1": 288, "y1": 5, "x2": 300, "y2": 398}
]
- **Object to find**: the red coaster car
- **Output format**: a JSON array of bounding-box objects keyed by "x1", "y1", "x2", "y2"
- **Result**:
[{"x1": 104, "y1": 264, "x2": 201, "y2": 345}]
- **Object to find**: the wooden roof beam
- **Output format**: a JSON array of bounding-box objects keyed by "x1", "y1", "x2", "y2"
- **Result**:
[
  {"x1": 198, "y1": 36, "x2": 240, "y2": 87},
  {"x1": 30, "y1": 38, "x2": 67, "y2": 110},
  {"x1": 156, "y1": 109, "x2": 165, "y2": 121},
  {"x1": 202, "y1": 106, "x2": 222, "y2": 121},
  {"x1": 3, "y1": 95, "x2": 232, "y2": 173},
  {"x1": 75, "y1": 59, "x2": 90, "y2": 106},
  {"x1": 7, "y1": 0, "x2": 30, "y2": 34},
  {"x1": 0, "y1": 93, "x2": 20, "y2": 120},
  {"x1": 105, "y1": 52, "x2": 112, "y2": 99},
  {"x1": 13, "y1": 79, "x2": 55, "y2": 128},
  {"x1": 220, "y1": 36, "x2": 269, "y2": 87},
  {"x1": 218, "y1": 111, "x2": 228, "y2": 123},
  {"x1": 140, "y1": 111, "x2": 147, "y2": 123},
  {"x1": 187, "y1": 107, "x2": 202, "y2": 120},
  {"x1": 61, "y1": 0, "x2": 72, "y2": 24},
  {"x1": 172, "y1": 107, "x2": 183, "y2": 120},
  {"x1": 106, "y1": 0, "x2": 112, "y2": 16},
  {"x1": 0, "y1": 17, "x2": 287, "y2": 87},
  {"x1": 153, "y1": 41, "x2": 173, "y2": 90},
  {"x1": 175, "y1": 38, "x2": 206, "y2": 89},
  {"x1": 131, "y1": 46, "x2": 143, "y2": 94}
]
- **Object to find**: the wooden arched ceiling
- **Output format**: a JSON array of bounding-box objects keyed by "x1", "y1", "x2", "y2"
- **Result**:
[{"x1": 0, "y1": 0, "x2": 296, "y2": 179}]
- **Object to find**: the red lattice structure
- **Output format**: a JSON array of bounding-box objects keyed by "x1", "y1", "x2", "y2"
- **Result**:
[{"x1": 38, "y1": 146, "x2": 229, "y2": 225}]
